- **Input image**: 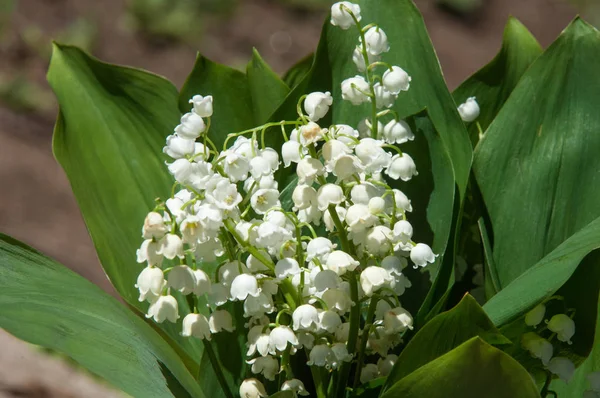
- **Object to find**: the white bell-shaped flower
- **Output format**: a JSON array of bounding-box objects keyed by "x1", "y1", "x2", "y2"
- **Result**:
[
  {"x1": 167, "y1": 265, "x2": 196, "y2": 295},
  {"x1": 307, "y1": 344, "x2": 335, "y2": 367},
  {"x1": 192, "y1": 269, "x2": 211, "y2": 296},
  {"x1": 231, "y1": 136, "x2": 257, "y2": 158},
  {"x1": 313, "y1": 269, "x2": 341, "y2": 292},
  {"x1": 360, "y1": 363, "x2": 380, "y2": 384},
  {"x1": 175, "y1": 112, "x2": 206, "y2": 140},
  {"x1": 391, "y1": 273, "x2": 412, "y2": 296},
  {"x1": 457, "y1": 97, "x2": 480, "y2": 122},
  {"x1": 345, "y1": 204, "x2": 378, "y2": 234},
  {"x1": 209, "y1": 309, "x2": 234, "y2": 333},
  {"x1": 137, "y1": 240, "x2": 164, "y2": 266},
  {"x1": 219, "y1": 260, "x2": 247, "y2": 286},
  {"x1": 247, "y1": 356, "x2": 279, "y2": 381},
  {"x1": 352, "y1": 45, "x2": 380, "y2": 73},
  {"x1": 304, "y1": 92, "x2": 333, "y2": 122},
  {"x1": 292, "y1": 184, "x2": 317, "y2": 210},
  {"x1": 373, "y1": 83, "x2": 396, "y2": 109},
  {"x1": 382, "y1": 66, "x2": 411, "y2": 94},
  {"x1": 360, "y1": 266, "x2": 394, "y2": 296},
  {"x1": 377, "y1": 354, "x2": 398, "y2": 377},
  {"x1": 323, "y1": 205, "x2": 346, "y2": 232},
  {"x1": 363, "y1": 26, "x2": 390, "y2": 55},
  {"x1": 231, "y1": 274, "x2": 261, "y2": 301},
  {"x1": 323, "y1": 139, "x2": 352, "y2": 167},
  {"x1": 351, "y1": 182, "x2": 382, "y2": 205},
  {"x1": 250, "y1": 188, "x2": 281, "y2": 215},
  {"x1": 381, "y1": 255, "x2": 407, "y2": 276},
  {"x1": 163, "y1": 134, "x2": 195, "y2": 159},
  {"x1": 341, "y1": 76, "x2": 371, "y2": 105},
  {"x1": 306, "y1": 237, "x2": 336, "y2": 262},
  {"x1": 187, "y1": 161, "x2": 215, "y2": 190},
  {"x1": 239, "y1": 378, "x2": 267, "y2": 398},
  {"x1": 281, "y1": 378, "x2": 309, "y2": 396},
  {"x1": 222, "y1": 151, "x2": 250, "y2": 182},
  {"x1": 158, "y1": 234, "x2": 184, "y2": 260},
  {"x1": 297, "y1": 121, "x2": 325, "y2": 147},
  {"x1": 331, "y1": 124, "x2": 360, "y2": 146},
  {"x1": 325, "y1": 250, "x2": 360, "y2": 275},
  {"x1": 547, "y1": 314, "x2": 576, "y2": 344},
  {"x1": 317, "y1": 184, "x2": 344, "y2": 211},
  {"x1": 147, "y1": 295, "x2": 179, "y2": 323},
  {"x1": 211, "y1": 179, "x2": 243, "y2": 211},
  {"x1": 525, "y1": 304, "x2": 546, "y2": 327},
  {"x1": 390, "y1": 189, "x2": 413, "y2": 213},
  {"x1": 244, "y1": 293, "x2": 275, "y2": 318},
  {"x1": 355, "y1": 138, "x2": 392, "y2": 173},
  {"x1": 317, "y1": 310, "x2": 342, "y2": 334},
  {"x1": 333, "y1": 155, "x2": 364, "y2": 182},
  {"x1": 330, "y1": 1, "x2": 361, "y2": 29},
  {"x1": 297, "y1": 157, "x2": 325, "y2": 186},
  {"x1": 364, "y1": 226, "x2": 394, "y2": 256},
  {"x1": 247, "y1": 325, "x2": 271, "y2": 357},
  {"x1": 393, "y1": 220, "x2": 413, "y2": 244},
  {"x1": 547, "y1": 357, "x2": 575, "y2": 383},
  {"x1": 208, "y1": 283, "x2": 229, "y2": 308},
  {"x1": 322, "y1": 288, "x2": 353, "y2": 314},
  {"x1": 410, "y1": 243, "x2": 437, "y2": 268},
  {"x1": 297, "y1": 331, "x2": 315, "y2": 350},
  {"x1": 269, "y1": 325, "x2": 299, "y2": 353},
  {"x1": 282, "y1": 140, "x2": 305, "y2": 167},
  {"x1": 181, "y1": 313, "x2": 211, "y2": 340},
  {"x1": 275, "y1": 258, "x2": 301, "y2": 280},
  {"x1": 386, "y1": 153, "x2": 418, "y2": 181},
  {"x1": 382, "y1": 119, "x2": 414, "y2": 145},
  {"x1": 189, "y1": 94, "x2": 213, "y2": 117},
  {"x1": 383, "y1": 306, "x2": 413, "y2": 334},
  {"x1": 293, "y1": 304, "x2": 319, "y2": 331},
  {"x1": 249, "y1": 156, "x2": 274, "y2": 180},
  {"x1": 330, "y1": 342, "x2": 353, "y2": 369},
  {"x1": 521, "y1": 332, "x2": 553, "y2": 365},
  {"x1": 135, "y1": 266, "x2": 164, "y2": 302}
]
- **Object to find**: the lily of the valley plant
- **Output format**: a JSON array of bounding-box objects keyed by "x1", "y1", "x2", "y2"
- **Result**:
[{"x1": 2, "y1": 1, "x2": 600, "y2": 398}]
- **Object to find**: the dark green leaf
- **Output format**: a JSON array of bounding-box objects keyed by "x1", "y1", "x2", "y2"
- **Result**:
[
  {"x1": 381, "y1": 337, "x2": 540, "y2": 398},
  {"x1": 383, "y1": 294, "x2": 509, "y2": 392},
  {"x1": 48, "y1": 43, "x2": 202, "y2": 361},
  {"x1": 246, "y1": 49, "x2": 290, "y2": 123},
  {"x1": 483, "y1": 215, "x2": 600, "y2": 327},
  {"x1": 0, "y1": 234, "x2": 204, "y2": 398},
  {"x1": 473, "y1": 17, "x2": 600, "y2": 288},
  {"x1": 282, "y1": 52, "x2": 314, "y2": 90},
  {"x1": 453, "y1": 17, "x2": 542, "y2": 145},
  {"x1": 179, "y1": 54, "x2": 255, "y2": 149}
]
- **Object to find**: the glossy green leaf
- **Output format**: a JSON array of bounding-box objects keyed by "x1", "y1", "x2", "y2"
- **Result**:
[
  {"x1": 381, "y1": 337, "x2": 540, "y2": 398},
  {"x1": 246, "y1": 49, "x2": 290, "y2": 123},
  {"x1": 383, "y1": 294, "x2": 509, "y2": 392},
  {"x1": 282, "y1": 52, "x2": 314, "y2": 89},
  {"x1": 0, "y1": 234, "x2": 204, "y2": 398},
  {"x1": 179, "y1": 54, "x2": 255, "y2": 149},
  {"x1": 484, "y1": 216, "x2": 600, "y2": 327},
  {"x1": 474, "y1": 17, "x2": 600, "y2": 288},
  {"x1": 48, "y1": 43, "x2": 202, "y2": 363},
  {"x1": 453, "y1": 17, "x2": 542, "y2": 145}
]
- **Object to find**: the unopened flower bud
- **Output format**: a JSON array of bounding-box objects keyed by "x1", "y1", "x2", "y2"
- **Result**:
[
  {"x1": 304, "y1": 92, "x2": 332, "y2": 122},
  {"x1": 457, "y1": 97, "x2": 480, "y2": 122},
  {"x1": 525, "y1": 304, "x2": 546, "y2": 327},
  {"x1": 189, "y1": 94, "x2": 213, "y2": 117}
]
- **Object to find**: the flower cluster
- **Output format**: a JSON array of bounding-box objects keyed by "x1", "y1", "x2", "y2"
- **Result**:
[
  {"x1": 134, "y1": 2, "x2": 436, "y2": 395},
  {"x1": 520, "y1": 300, "x2": 577, "y2": 383}
]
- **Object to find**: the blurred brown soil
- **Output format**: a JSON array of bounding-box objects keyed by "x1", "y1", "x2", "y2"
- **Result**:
[{"x1": 0, "y1": 0, "x2": 577, "y2": 396}]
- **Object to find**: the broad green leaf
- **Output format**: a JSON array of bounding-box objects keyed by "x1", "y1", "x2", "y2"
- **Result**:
[
  {"x1": 383, "y1": 294, "x2": 509, "y2": 392},
  {"x1": 453, "y1": 17, "x2": 542, "y2": 145},
  {"x1": 381, "y1": 337, "x2": 540, "y2": 398},
  {"x1": 282, "y1": 52, "x2": 314, "y2": 89},
  {"x1": 246, "y1": 49, "x2": 290, "y2": 123},
  {"x1": 483, "y1": 215, "x2": 600, "y2": 328},
  {"x1": 48, "y1": 43, "x2": 202, "y2": 362},
  {"x1": 0, "y1": 234, "x2": 204, "y2": 398},
  {"x1": 179, "y1": 54, "x2": 255, "y2": 149},
  {"x1": 473, "y1": 17, "x2": 600, "y2": 288},
  {"x1": 474, "y1": 18, "x2": 600, "y2": 351}
]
